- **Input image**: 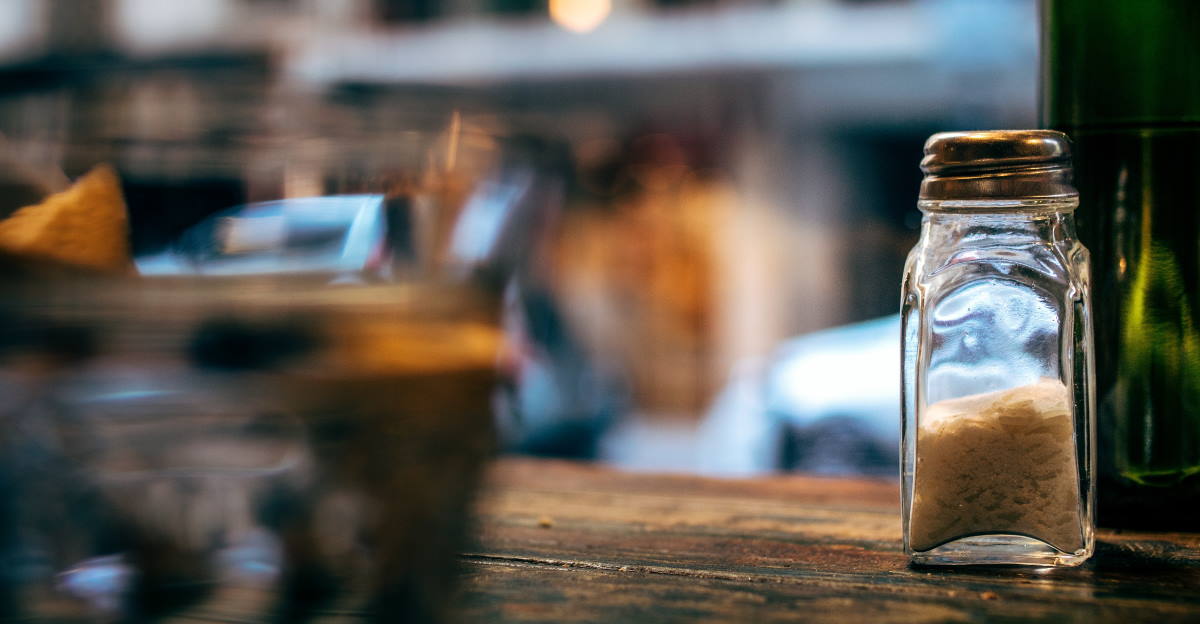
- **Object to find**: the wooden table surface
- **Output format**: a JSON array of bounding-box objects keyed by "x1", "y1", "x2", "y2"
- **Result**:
[{"x1": 454, "y1": 458, "x2": 1200, "y2": 623}]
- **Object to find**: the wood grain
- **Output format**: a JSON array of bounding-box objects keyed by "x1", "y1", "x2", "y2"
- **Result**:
[{"x1": 455, "y1": 458, "x2": 1200, "y2": 623}]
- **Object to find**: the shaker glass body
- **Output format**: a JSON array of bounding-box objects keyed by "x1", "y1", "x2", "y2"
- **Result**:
[{"x1": 902, "y1": 198, "x2": 1096, "y2": 566}]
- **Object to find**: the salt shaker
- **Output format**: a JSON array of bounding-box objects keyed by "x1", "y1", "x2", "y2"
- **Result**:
[{"x1": 901, "y1": 130, "x2": 1096, "y2": 566}]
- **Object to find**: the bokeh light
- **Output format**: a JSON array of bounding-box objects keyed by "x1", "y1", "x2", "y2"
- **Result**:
[{"x1": 549, "y1": 0, "x2": 611, "y2": 34}]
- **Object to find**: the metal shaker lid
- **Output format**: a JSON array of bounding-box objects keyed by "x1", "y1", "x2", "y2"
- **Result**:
[{"x1": 919, "y1": 130, "x2": 1078, "y2": 201}]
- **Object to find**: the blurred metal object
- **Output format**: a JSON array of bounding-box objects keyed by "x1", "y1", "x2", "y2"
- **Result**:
[
  {"x1": 137, "y1": 195, "x2": 386, "y2": 276},
  {"x1": 919, "y1": 130, "x2": 1077, "y2": 200}
]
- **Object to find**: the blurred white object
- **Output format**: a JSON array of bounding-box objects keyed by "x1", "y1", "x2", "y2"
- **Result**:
[
  {"x1": 113, "y1": 0, "x2": 238, "y2": 54},
  {"x1": 0, "y1": 0, "x2": 44, "y2": 63},
  {"x1": 136, "y1": 195, "x2": 385, "y2": 276},
  {"x1": 57, "y1": 555, "x2": 133, "y2": 614},
  {"x1": 699, "y1": 315, "x2": 900, "y2": 476},
  {"x1": 695, "y1": 359, "x2": 780, "y2": 476},
  {"x1": 287, "y1": 2, "x2": 928, "y2": 85},
  {"x1": 766, "y1": 315, "x2": 900, "y2": 444},
  {"x1": 448, "y1": 168, "x2": 535, "y2": 268}
]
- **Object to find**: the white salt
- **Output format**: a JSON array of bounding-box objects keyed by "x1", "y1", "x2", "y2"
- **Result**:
[{"x1": 909, "y1": 378, "x2": 1084, "y2": 553}]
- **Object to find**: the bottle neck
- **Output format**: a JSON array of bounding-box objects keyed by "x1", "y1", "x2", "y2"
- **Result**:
[{"x1": 919, "y1": 198, "x2": 1080, "y2": 245}]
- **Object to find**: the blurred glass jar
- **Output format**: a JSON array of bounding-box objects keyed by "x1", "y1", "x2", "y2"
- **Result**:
[
  {"x1": 0, "y1": 275, "x2": 501, "y2": 621},
  {"x1": 0, "y1": 80, "x2": 525, "y2": 619},
  {"x1": 901, "y1": 131, "x2": 1095, "y2": 566}
]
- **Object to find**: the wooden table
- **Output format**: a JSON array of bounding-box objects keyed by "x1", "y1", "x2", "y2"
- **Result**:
[{"x1": 454, "y1": 458, "x2": 1200, "y2": 623}]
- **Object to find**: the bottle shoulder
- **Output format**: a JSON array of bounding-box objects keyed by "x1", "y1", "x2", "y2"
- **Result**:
[{"x1": 905, "y1": 237, "x2": 1089, "y2": 301}]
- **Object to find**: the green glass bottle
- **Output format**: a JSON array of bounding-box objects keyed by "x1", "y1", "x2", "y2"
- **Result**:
[{"x1": 1041, "y1": 0, "x2": 1200, "y2": 528}]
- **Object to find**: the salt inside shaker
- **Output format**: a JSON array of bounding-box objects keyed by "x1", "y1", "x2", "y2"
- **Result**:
[{"x1": 901, "y1": 130, "x2": 1096, "y2": 566}]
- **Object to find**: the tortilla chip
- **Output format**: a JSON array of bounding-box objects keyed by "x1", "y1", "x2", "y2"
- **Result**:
[{"x1": 0, "y1": 164, "x2": 133, "y2": 274}]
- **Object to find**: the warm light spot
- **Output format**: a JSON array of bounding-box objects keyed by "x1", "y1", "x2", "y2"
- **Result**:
[{"x1": 550, "y1": 0, "x2": 611, "y2": 33}]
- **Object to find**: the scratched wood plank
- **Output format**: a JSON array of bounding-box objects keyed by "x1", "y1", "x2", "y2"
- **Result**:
[{"x1": 454, "y1": 458, "x2": 1200, "y2": 623}]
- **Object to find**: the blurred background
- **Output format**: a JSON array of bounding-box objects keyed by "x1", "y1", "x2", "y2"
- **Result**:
[{"x1": 0, "y1": 0, "x2": 1038, "y2": 477}]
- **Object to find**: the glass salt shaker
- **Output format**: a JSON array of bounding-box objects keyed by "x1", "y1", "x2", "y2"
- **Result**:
[{"x1": 901, "y1": 130, "x2": 1096, "y2": 566}]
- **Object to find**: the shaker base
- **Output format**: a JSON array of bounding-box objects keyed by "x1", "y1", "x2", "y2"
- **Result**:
[{"x1": 909, "y1": 534, "x2": 1092, "y2": 567}]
